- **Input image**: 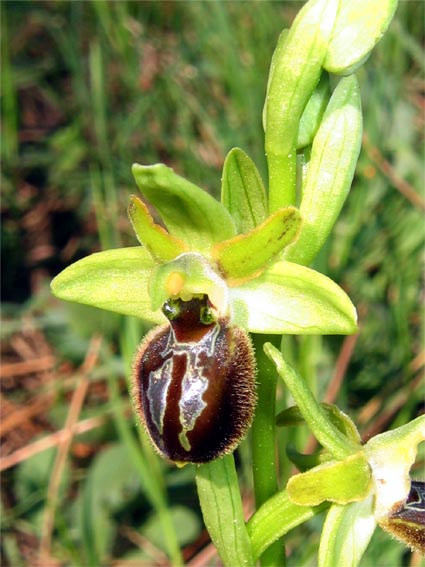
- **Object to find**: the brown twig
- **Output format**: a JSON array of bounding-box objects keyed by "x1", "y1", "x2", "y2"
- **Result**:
[
  {"x1": 363, "y1": 133, "x2": 425, "y2": 211},
  {"x1": 323, "y1": 333, "x2": 359, "y2": 405},
  {"x1": 0, "y1": 355, "x2": 56, "y2": 378},
  {"x1": 38, "y1": 335, "x2": 103, "y2": 564}
]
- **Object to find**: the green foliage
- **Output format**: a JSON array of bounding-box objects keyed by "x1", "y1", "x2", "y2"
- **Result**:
[{"x1": 2, "y1": 1, "x2": 423, "y2": 566}]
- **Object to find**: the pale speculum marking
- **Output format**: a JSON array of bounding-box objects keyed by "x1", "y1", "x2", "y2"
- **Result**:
[
  {"x1": 147, "y1": 357, "x2": 173, "y2": 434},
  {"x1": 148, "y1": 322, "x2": 221, "y2": 451}
]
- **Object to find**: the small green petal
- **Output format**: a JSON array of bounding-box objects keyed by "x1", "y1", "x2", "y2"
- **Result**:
[
  {"x1": 221, "y1": 147, "x2": 267, "y2": 233},
  {"x1": 287, "y1": 452, "x2": 372, "y2": 506},
  {"x1": 324, "y1": 0, "x2": 398, "y2": 75},
  {"x1": 132, "y1": 163, "x2": 236, "y2": 252},
  {"x1": 318, "y1": 497, "x2": 376, "y2": 567},
  {"x1": 212, "y1": 207, "x2": 301, "y2": 283},
  {"x1": 229, "y1": 260, "x2": 357, "y2": 335},
  {"x1": 50, "y1": 247, "x2": 164, "y2": 324},
  {"x1": 128, "y1": 195, "x2": 188, "y2": 262}
]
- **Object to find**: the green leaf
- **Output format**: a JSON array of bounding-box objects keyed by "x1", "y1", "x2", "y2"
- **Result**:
[
  {"x1": 287, "y1": 452, "x2": 372, "y2": 506},
  {"x1": 285, "y1": 75, "x2": 362, "y2": 266},
  {"x1": 196, "y1": 455, "x2": 254, "y2": 567},
  {"x1": 50, "y1": 247, "x2": 164, "y2": 324},
  {"x1": 318, "y1": 498, "x2": 376, "y2": 567},
  {"x1": 229, "y1": 260, "x2": 357, "y2": 335},
  {"x1": 297, "y1": 73, "x2": 331, "y2": 149},
  {"x1": 132, "y1": 163, "x2": 236, "y2": 252},
  {"x1": 324, "y1": 0, "x2": 399, "y2": 75},
  {"x1": 221, "y1": 147, "x2": 268, "y2": 233},
  {"x1": 128, "y1": 195, "x2": 188, "y2": 262},
  {"x1": 142, "y1": 505, "x2": 201, "y2": 549},
  {"x1": 247, "y1": 488, "x2": 327, "y2": 561},
  {"x1": 212, "y1": 207, "x2": 301, "y2": 283},
  {"x1": 264, "y1": 0, "x2": 339, "y2": 210}
]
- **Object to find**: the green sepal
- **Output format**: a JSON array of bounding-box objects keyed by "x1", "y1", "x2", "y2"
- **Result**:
[
  {"x1": 246, "y1": 488, "x2": 327, "y2": 561},
  {"x1": 132, "y1": 163, "x2": 236, "y2": 252},
  {"x1": 324, "y1": 0, "x2": 398, "y2": 75},
  {"x1": 276, "y1": 403, "x2": 361, "y2": 445},
  {"x1": 50, "y1": 247, "x2": 164, "y2": 325},
  {"x1": 221, "y1": 147, "x2": 267, "y2": 233},
  {"x1": 229, "y1": 260, "x2": 357, "y2": 335},
  {"x1": 128, "y1": 195, "x2": 188, "y2": 262},
  {"x1": 287, "y1": 452, "x2": 372, "y2": 506},
  {"x1": 212, "y1": 207, "x2": 301, "y2": 283},
  {"x1": 285, "y1": 75, "x2": 362, "y2": 266},
  {"x1": 148, "y1": 252, "x2": 229, "y2": 315},
  {"x1": 297, "y1": 73, "x2": 330, "y2": 149},
  {"x1": 318, "y1": 497, "x2": 376, "y2": 567}
]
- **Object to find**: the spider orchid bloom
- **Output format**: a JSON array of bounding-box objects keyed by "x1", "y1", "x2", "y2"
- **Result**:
[{"x1": 50, "y1": 158, "x2": 357, "y2": 337}]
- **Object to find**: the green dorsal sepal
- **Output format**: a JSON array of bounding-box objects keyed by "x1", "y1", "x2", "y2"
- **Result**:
[
  {"x1": 132, "y1": 163, "x2": 236, "y2": 252},
  {"x1": 212, "y1": 207, "x2": 302, "y2": 284}
]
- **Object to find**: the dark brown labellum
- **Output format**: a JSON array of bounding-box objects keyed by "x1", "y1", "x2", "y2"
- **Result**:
[
  {"x1": 384, "y1": 480, "x2": 425, "y2": 553},
  {"x1": 132, "y1": 295, "x2": 256, "y2": 464}
]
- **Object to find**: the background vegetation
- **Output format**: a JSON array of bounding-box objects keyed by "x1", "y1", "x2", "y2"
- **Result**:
[{"x1": 1, "y1": 1, "x2": 424, "y2": 566}]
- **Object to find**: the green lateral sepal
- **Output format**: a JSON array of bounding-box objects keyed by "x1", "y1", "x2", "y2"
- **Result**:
[
  {"x1": 50, "y1": 247, "x2": 163, "y2": 324},
  {"x1": 221, "y1": 147, "x2": 268, "y2": 233},
  {"x1": 212, "y1": 207, "x2": 301, "y2": 284},
  {"x1": 128, "y1": 195, "x2": 188, "y2": 262},
  {"x1": 229, "y1": 260, "x2": 357, "y2": 335},
  {"x1": 132, "y1": 163, "x2": 236, "y2": 252}
]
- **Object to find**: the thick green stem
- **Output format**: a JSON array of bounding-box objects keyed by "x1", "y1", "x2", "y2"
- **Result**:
[
  {"x1": 196, "y1": 455, "x2": 254, "y2": 567},
  {"x1": 267, "y1": 151, "x2": 297, "y2": 212},
  {"x1": 251, "y1": 334, "x2": 286, "y2": 566}
]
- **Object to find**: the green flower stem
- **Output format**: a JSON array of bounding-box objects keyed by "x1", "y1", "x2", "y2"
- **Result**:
[
  {"x1": 251, "y1": 334, "x2": 286, "y2": 566},
  {"x1": 264, "y1": 343, "x2": 359, "y2": 460},
  {"x1": 247, "y1": 488, "x2": 328, "y2": 561},
  {"x1": 264, "y1": 0, "x2": 338, "y2": 211},
  {"x1": 196, "y1": 455, "x2": 254, "y2": 567},
  {"x1": 267, "y1": 152, "x2": 297, "y2": 212}
]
